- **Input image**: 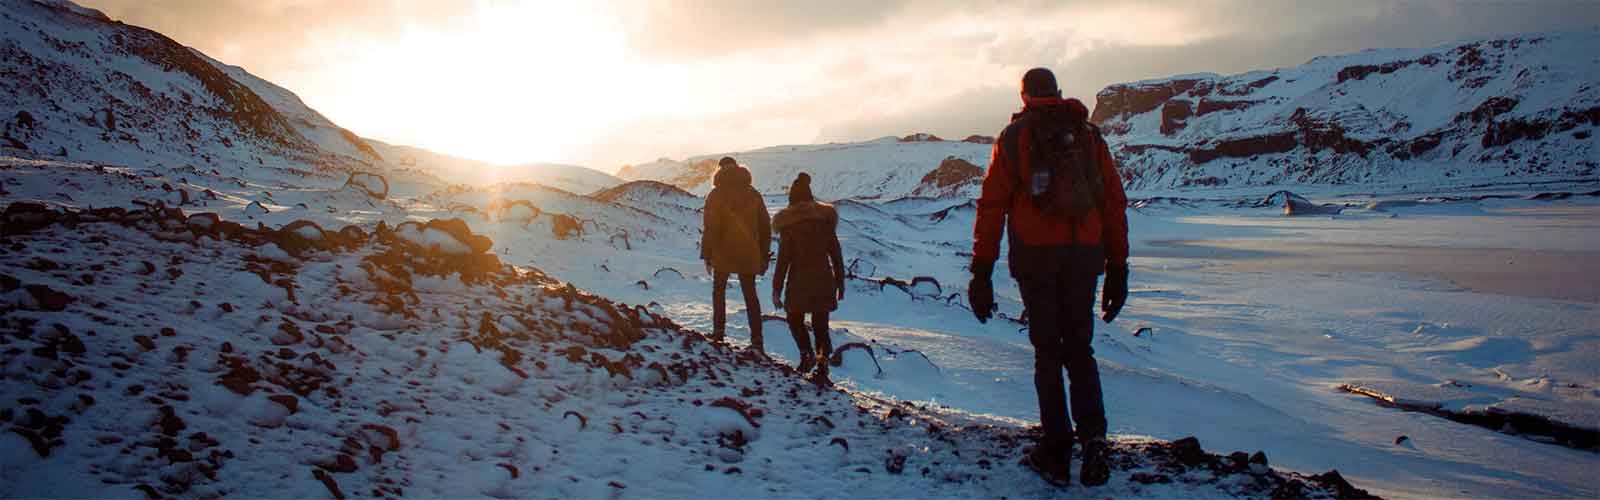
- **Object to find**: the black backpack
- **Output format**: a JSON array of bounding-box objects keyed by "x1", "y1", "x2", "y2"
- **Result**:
[{"x1": 1008, "y1": 108, "x2": 1105, "y2": 218}]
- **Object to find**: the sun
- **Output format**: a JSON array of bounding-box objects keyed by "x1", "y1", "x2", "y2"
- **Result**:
[{"x1": 299, "y1": 2, "x2": 631, "y2": 166}]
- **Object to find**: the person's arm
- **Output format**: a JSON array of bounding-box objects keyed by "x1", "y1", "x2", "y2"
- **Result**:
[
  {"x1": 772, "y1": 228, "x2": 792, "y2": 302},
  {"x1": 756, "y1": 192, "x2": 772, "y2": 272},
  {"x1": 828, "y1": 211, "x2": 846, "y2": 299},
  {"x1": 700, "y1": 194, "x2": 716, "y2": 263},
  {"x1": 1096, "y1": 135, "x2": 1130, "y2": 323},
  {"x1": 972, "y1": 129, "x2": 1016, "y2": 264},
  {"x1": 1097, "y1": 138, "x2": 1129, "y2": 268}
]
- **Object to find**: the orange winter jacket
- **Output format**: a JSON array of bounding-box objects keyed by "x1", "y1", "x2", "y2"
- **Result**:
[{"x1": 972, "y1": 97, "x2": 1129, "y2": 270}]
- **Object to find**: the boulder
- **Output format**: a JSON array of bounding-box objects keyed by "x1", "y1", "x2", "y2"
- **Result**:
[{"x1": 1257, "y1": 191, "x2": 1343, "y2": 216}]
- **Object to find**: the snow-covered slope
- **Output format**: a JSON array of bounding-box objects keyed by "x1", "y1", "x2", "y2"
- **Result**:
[
  {"x1": 0, "y1": 0, "x2": 386, "y2": 174},
  {"x1": 1093, "y1": 28, "x2": 1600, "y2": 190},
  {"x1": 0, "y1": 0, "x2": 615, "y2": 201},
  {"x1": 617, "y1": 136, "x2": 993, "y2": 201},
  {"x1": 0, "y1": 194, "x2": 1385, "y2": 500}
]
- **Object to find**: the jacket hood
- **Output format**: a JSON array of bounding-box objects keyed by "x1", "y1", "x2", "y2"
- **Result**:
[
  {"x1": 774, "y1": 201, "x2": 835, "y2": 231},
  {"x1": 712, "y1": 164, "x2": 753, "y2": 188},
  {"x1": 1015, "y1": 96, "x2": 1089, "y2": 122}
]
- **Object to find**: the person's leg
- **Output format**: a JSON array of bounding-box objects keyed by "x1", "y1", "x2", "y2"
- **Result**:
[
  {"x1": 787, "y1": 309, "x2": 814, "y2": 371},
  {"x1": 1020, "y1": 276, "x2": 1072, "y2": 450},
  {"x1": 1062, "y1": 274, "x2": 1106, "y2": 440},
  {"x1": 812, "y1": 309, "x2": 832, "y2": 361},
  {"x1": 812, "y1": 309, "x2": 832, "y2": 378},
  {"x1": 711, "y1": 271, "x2": 729, "y2": 340},
  {"x1": 738, "y1": 273, "x2": 762, "y2": 349},
  {"x1": 1065, "y1": 271, "x2": 1110, "y2": 486}
]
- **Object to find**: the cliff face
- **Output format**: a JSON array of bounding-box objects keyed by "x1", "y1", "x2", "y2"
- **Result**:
[{"x1": 1091, "y1": 29, "x2": 1600, "y2": 190}]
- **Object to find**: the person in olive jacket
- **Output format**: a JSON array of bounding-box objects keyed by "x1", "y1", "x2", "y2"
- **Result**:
[
  {"x1": 771, "y1": 173, "x2": 845, "y2": 385},
  {"x1": 701, "y1": 157, "x2": 772, "y2": 350}
]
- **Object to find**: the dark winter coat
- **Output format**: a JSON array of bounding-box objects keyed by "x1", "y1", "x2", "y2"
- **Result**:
[
  {"x1": 701, "y1": 165, "x2": 771, "y2": 275},
  {"x1": 773, "y1": 201, "x2": 845, "y2": 313}
]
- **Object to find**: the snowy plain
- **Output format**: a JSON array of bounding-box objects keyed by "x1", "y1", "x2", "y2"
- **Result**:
[{"x1": 511, "y1": 182, "x2": 1600, "y2": 499}]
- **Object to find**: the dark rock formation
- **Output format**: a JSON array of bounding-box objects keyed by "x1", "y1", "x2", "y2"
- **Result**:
[
  {"x1": 1091, "y1": 78, "x2": 1209, "y2": 124},
  {"x1": 899, "y1": 133, "x2": 944, "y2": 142},
  {"x1": 912, "y1": 156, "x2": 984, "y2": 197},
  {"x1": 1160, "y1": 100, "x2": 1193, "y2": 136}
]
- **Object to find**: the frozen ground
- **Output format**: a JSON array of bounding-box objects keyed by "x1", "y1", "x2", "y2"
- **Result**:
[
  {"x1": 517, "y1": 184, "x2": 1600, "y2": 499},
  {"x1": 4, "y1": 153, "x2": 1596, "y2": 497}
]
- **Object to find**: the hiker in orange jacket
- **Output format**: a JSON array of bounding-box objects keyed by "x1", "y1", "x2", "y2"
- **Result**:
[{"x1": 969, "y1": 67, "x2": 1129, "y2": 487}]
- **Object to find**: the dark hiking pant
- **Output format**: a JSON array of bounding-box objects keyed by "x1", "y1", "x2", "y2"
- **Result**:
[
  {"x1": 712, "y1": 271, "x2": 762, "y2": 347},
  {"x1": 786, "y1": 309, "x2": 832, "y2": 366},
  {"x1": 1018, "y1": 272, "x2": 1107, "y2": 450}
]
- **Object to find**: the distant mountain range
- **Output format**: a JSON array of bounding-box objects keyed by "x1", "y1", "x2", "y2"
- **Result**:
[
  {"x1": 624, "y1": 30, "x2": 1600, "y2": 197},
  {"x1": 1091, "y1": 28, "x2": 1600, "y2": 190}
]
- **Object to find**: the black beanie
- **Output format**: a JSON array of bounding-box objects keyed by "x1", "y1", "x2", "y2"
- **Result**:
[
  {"x1": 1022, "y1": 67, "x2": 1059, "y2": 97},
  {"x1": 789, "y1": 172, "x2": 813, "y2": 204}
]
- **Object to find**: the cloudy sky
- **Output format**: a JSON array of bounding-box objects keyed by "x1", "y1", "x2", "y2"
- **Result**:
[{"x1": 81, "y1": 0, "x2": 1600, "y2": 171}]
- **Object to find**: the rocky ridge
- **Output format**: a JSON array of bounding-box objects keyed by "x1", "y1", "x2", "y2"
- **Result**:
[{"x1": 1091, "y1": 28, "x2": 1600, "y2": 189}]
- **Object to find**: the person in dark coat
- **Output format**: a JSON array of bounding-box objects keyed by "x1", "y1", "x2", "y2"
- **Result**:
[
  {"x1": 701, "y1": 157, "x2": 772, "y2": 349},
  {"x1": 771, "y1": 173, "x2": 845, "y2": 385}
]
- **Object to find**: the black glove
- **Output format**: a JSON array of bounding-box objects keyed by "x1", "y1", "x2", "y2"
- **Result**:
[
  {"x1": 1101, "y1": 263, "x2": 1128, "y2": 323},
  {"x1": 968, "y1": 258, "x2": 996, "y2": 323}
]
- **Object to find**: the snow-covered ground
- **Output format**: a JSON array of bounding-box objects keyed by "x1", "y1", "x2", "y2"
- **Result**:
[
  {"x1": 512, "y1": 182, "x2": 1600, "y2": 499},
  {"x1": 1, "y1": 175, "x2": 1377, "y2": 499},
  {"x1": 6, "y1": 152, "x2": 1598, "y2": 498}
]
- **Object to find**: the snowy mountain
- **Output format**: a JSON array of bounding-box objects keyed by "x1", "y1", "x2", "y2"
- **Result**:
[
  {"x1": 625, "y1": 30, "x2": 1600, "y2": 197},
  {"x1": 369, "y1": 140, "x2": 622, "y2": 194},
  {"x1": 1093, "y1": 28, "x2": 1600, "y2": 190},
  {"x1": 0, "y1": 0, "x2": 618, "y2": 197},
  {"x1": 0, "y1": 0, "x2": 387, "y2": 175},
  {"x1": 617, "y1": 136, "x2": 993, "y2": 201}
]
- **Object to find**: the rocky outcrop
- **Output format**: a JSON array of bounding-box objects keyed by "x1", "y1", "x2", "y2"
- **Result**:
[
  {"x1": 1255, "y1": 191, "x2": 1343, "y2": 216},
  {"x1": 590, "y1": 180, "x2": 697, "y2": 205},
  {"x1": 1160, "y1": 100, "x2": 1193, "y2": 136},
  {"x1": 1091, "y1": 77, "x2": 1210, "y2": 124},
  {"x1": 899, "y1": 133, "x2": 944, "y2": 142},
  {"x1": 1091, "y1": 29, "x2": 1600, "y2": 189},
  {"x1": 911, "y1": 156, "x2": 984, "y2": 198}
]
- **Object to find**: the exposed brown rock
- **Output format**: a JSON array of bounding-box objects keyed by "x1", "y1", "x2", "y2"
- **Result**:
[{"x1": 1160, "y1": 100, "x2": 1193, "y2": 135}]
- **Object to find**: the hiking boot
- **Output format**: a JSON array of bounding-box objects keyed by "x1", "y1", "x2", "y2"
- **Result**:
[
  {"x1": 1079, "y1": 437, "x2": 1110, "y2": 487},
  {"x1": 806, "y1": 365, "x2": 832, "y2": 387},
  {"x1": 796, "y1": 353, "x2": 816, "y2": 374},
  {"x1": 1021, "y1": 444, "x2": 1072, "y2": 487}
]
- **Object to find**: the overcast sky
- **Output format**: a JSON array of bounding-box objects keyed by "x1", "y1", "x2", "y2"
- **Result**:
[{"x1": 80, "y1": 0, "x2": 1600, "y2": 171}]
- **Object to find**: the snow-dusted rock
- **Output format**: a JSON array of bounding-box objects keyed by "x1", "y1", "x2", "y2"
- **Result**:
[{"x1": 342, "y1": 172, "x2": 389, "y2": 199}]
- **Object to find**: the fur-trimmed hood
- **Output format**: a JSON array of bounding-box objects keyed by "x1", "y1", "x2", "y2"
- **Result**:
[
  {"x1": 712, "y1": 164, "x2": 753, "y2": 188},
  {"x1": 774, "y1": 201, "x2": 836, "y2": 231}
]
